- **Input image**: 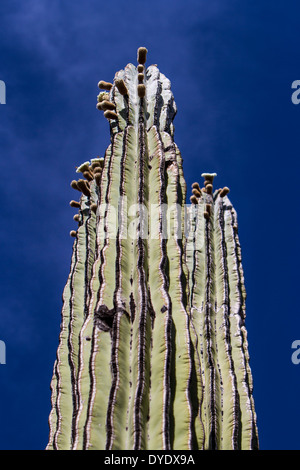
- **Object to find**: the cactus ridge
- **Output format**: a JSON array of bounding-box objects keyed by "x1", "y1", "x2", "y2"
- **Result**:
[{"x1": 47, "y1": 48, "x2": 258, "y2": 450}]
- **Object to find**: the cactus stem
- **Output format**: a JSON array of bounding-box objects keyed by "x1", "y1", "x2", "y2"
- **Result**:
[{"x1": 48, "y1": 49, "x2": 258, "y2": 452}]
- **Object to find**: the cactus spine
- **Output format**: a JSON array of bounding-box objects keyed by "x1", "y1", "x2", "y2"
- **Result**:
[{"x1": 47, "y1": 48, "x2": 258, "y2": 450}]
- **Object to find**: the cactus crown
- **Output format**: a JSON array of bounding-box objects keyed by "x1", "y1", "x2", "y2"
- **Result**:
[{"x1": 47, "y1": 48, "x2": 258, "y2": 451}]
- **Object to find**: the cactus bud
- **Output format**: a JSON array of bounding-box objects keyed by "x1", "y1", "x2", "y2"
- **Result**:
[
  {"x1": 190, "y1": 195, "x2": 198, "y2": 204},
  {"x1": 98, "y1": 80, "x2": 113, "y2": 91},
  {"x1": 192, "y1": 182, "x2": 201, "y2": 191},
  {"x1": 137, "y1": 84, "x2": 146, "y2": 98},
  {"x1": 83, "y1": 171, "x2": 93, "y2": 182},
  {"x1": 76, "y1": 162, "x2": 90, "y2": 174},
  {"x1": 70, "y1": 180, "x2": 80, "y2": 191},
  {"x1": 137, "y1": 64, "x2": 144, "y2": 73},
  {"x1": 77, "y1": 179, "x2": 91, "y2": 197},
  {"x1": 73, "y1": 214, "x2": 80, "y2": 222},
  {"x1": 70, "y1": 230, "x2": 77, "y2": 237},
  {"x1": 137, "y1": 46, "x2": 148, "y2": 64},
  {"x1": 192, "y1": 188, "x2": 201, "y2": 198},
  {"x1": 97, "y1": 92, "x2": 110, "y2": 103},
  {"x1": 115, "y1": 78, "x2": 128, "y2": 96},
  {"x1": 93, "y1": 167, "x2": 102, "y2": 176},
  {"x1": 91, "y1": 157, "x2": 104, "y2": 168},
  {"x1": 201, "y1": 172, "x2": 217, "y2": 182},
  {"x1": 204, "y1": 211, "x2": 210, "y2": 220},
  {"x1": 103, "y1": 110, "x2": 118, "y2": 120},
  {"x1": 97, "y1": 100, "x2": 116, "y2": 111},
  {"x1": 70, "y1": 200, "x2": 80, "y2": 208},
  {"x1": 95, "y1": 173, "x2": 101, "y2": 186},
  {"x1": 138, "y1": 73, "x2": 144, "y2": 83},
  {"x1": 206, "y1": 184, "x2": 213, "y2": 194},
  {"x1": 220, "y1": 186, "x2": 230, "y2": 197}
]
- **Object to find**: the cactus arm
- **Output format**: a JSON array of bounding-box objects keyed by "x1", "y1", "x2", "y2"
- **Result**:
[
  {"x1": 213, "y1": 192, "x2": 240, "y2": 449},
  {"x1": 218, "y1": 196, "x2": 258, "y2": 449},
  {"x1": 186, "y1": 185, "x2": 259, "y2": 450},
  {"x1": 163, "y1": 136, "x2": 194, "y2": 450},
  {"x1": 83, "y1": 133, "x2": 124, "y2": 449},
  {"x1": 185, "y1": 202, "x2": 206, "y2": 449},
  {"x1": 47, "y1": 185, "x2": 97, "y2": 449},
  {"x1": 71, "y1": 150, "x2": 109, "y2": 449},
  {"x1": 46, "y1": 361, "x2": 59, "y2": 449}
]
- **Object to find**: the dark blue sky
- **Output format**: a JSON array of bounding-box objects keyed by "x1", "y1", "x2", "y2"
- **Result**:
[{"x1": 0, "y1": 0, "x2": 300, "y2": 450}]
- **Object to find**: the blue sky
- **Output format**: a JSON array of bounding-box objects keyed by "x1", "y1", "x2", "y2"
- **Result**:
[{"x1": 0, "y1": 0, "x2": 300, "y2": 450}]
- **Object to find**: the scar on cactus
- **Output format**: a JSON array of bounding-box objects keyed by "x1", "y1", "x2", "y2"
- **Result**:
[{"x1": 47, "y1": 47, "x2": 259, "y2": 451}]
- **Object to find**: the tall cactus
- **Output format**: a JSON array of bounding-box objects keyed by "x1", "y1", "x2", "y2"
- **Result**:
[{"x1": 47, "y1": 48, "x2": 258, "y2": 450}]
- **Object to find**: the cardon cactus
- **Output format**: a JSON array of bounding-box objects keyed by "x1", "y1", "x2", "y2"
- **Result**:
[{"x1": 47, "y1": 48, "x2": 259, "y2": 450}]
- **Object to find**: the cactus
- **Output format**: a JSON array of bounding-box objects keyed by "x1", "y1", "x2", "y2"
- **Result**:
[{"x1": 47, "y1": 48, "x2": 258, "y2": 450}]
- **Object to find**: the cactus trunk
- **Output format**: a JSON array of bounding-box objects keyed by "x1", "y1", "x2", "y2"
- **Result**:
[{"x1": 47, "y1": 48, "x2": 258, "y2": 450}]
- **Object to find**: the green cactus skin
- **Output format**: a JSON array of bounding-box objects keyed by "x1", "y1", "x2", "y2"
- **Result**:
[{"x1": 47, "y1": 49, "x2": 258, "y2": 450}]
